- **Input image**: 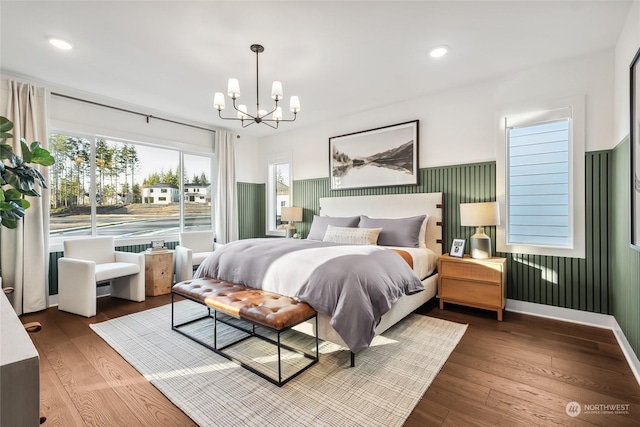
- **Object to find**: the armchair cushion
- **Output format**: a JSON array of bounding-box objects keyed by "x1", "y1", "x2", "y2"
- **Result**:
[
  {"x1": 95, "y1": 262, "x2": 140, "y2": 283},
  {"x1": 192, "y1": 251, "x2": 213, "y2": 266}
]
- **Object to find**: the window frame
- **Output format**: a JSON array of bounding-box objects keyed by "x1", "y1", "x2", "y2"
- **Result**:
[
  {"x1": 48, "y1": 129, "x2": 215, "y2": 251},
  {"x1": 266, "y1": 152, "x2": 292, "y2": 237},
  {"x1": 496, "y1": 95, "x2": 586, "y2": 258}
]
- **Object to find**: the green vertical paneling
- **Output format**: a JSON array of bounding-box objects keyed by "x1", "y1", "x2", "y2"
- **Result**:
[
  {"x1": 237, "y1": 182, "x2": 266, "y2": 239},
  {"x1": 294, "y1": 155, "x2": 611, "y2": 315},
  {"x1": 48, "y1": 251, "x2": 64, "y2": 296},
  {"x1": 611, "y1": 137, "x2": 640, "y2": 359}
]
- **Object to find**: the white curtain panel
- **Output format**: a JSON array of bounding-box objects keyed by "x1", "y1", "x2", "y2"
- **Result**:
[
  {"x1": 1, "y1": 80, "x2": 50, "y2": 314},
  {"x1": 214, "y1": 130, "x2": 238, "y2": 244}
]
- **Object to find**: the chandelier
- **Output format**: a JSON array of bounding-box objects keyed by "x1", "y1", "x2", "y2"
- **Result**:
[{"x1": 213, "y1": 44, "x2": 300, "y2": 129}]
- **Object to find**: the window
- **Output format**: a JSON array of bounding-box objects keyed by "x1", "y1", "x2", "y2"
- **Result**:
[
  {"x1": 507, "y1": 120, "x2": 570, "y2": 246},
  {"x1": 497, "y1": 96, "x2": 585, "y2": 258},
  {"x1": 183, "y1": 153, "x2": 213, "y2": 231},
  {"x1": 49, "y1": 134, "x2": 92, "y2": 237},
  {"x1": 267, "y1": 153, "x2": 291, "y2": 235},
  {"x1": 49, "y1": 133, "x2": 214, "y2": 245}
]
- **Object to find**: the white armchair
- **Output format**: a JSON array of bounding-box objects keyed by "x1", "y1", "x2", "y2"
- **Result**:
[
  {"x1": 58, "y1": 237, "x2": 145, "y2": 317},
  {"x1": 175, "y1": 231, "x2": 216, "y2": 283}
]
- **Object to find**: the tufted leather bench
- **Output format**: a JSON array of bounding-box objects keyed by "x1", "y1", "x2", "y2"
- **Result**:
[{"x1": 171, "y1": 277, "x2": 318, "y2": 386}]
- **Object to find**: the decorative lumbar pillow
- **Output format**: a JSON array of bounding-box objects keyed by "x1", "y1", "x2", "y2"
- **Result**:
[
  {"x1": 322, "y1": 225, "x2": 382, "y2": 245},
  {"x1": 307, "y1": 215, "x2": 360, "y2": 240},
  {"x1": 359, "y1": 215, "x2": 427, "y2": 247}
]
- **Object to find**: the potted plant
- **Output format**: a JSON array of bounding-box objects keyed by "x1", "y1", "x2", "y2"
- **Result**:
[{"x1": 0, "y1": 116, "x2": 54, "y2": 229}]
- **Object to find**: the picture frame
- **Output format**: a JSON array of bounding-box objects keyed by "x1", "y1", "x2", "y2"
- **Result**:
[
  {"x1": 329, "y1": 120, "x2": 419, "y2": 190},
  {"x1": 449, "y1": 238, "x2": 466, "y2": 258},
  {"x1": 151, "y1": 239, "x2": 165, "y2": 250},
  {"x1": 630, "y1": 47, "x2": 640, "y2": 251}
]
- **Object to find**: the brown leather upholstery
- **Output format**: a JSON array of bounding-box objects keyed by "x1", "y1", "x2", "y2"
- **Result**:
[{"x1": 172, "y1": 278, "x2": 316, "y2": 331}]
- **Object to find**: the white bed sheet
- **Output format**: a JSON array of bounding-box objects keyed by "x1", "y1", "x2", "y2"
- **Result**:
[{"x1": 386, "y1": 246, "x2": 437, "y2": 280}]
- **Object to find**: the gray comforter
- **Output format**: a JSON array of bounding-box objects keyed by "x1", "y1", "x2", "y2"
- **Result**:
[{"x1": 194, "y1": 238, "x2": 424, "y2": 352}]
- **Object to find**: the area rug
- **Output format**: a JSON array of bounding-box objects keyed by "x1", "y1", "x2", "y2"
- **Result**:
[{"x1": 90, "y1": 300, "x2": 467, "y2": 427}]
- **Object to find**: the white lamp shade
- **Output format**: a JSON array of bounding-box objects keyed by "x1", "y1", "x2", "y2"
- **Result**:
[
  {"x1": 289, "y1": 96, "x2": 300, "y2": 113},
  {"x1": 271, "y1": 81, "x2": 283, "y2": 100},
  {"x1": 273, "y1": 106, "x2": 283, "y2": 121},
  {"x1": 460, "y1": 202, "x2": 500, "y2": 227},
  {"x1": 281, "y1": 206, "x2": 303, "y2": 222},
  {"x1": 213, "y1": 92, "x2": 225, "y2": 110},
  {"x1": 227, "y1": 78, "x2": 240, "y2": 98}
]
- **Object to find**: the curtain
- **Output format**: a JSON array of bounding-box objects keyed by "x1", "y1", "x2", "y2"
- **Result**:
[
  {"x1": 214, "y1": 130, "x2": 238, "y2": 244},
  {"x1": 1, "y1": 80, "x2": 49, "y2": 314}
]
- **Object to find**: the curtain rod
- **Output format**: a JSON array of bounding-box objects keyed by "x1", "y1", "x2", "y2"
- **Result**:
[{"x1": 50, "y1": 92, "x2": 216, "y2": 134}]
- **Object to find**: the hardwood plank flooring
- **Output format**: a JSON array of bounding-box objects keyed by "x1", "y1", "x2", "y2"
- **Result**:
[{"x1": 19, "y1": 296, "x2": 640, "y2": 426}]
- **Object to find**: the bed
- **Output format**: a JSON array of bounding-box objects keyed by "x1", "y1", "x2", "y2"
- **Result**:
[{"x1": 194, "y1": 192, "x2": 443, "y2": 357}]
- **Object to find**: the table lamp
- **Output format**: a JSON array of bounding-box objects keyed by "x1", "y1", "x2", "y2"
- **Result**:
[
  {"x1": 459, "y1": 202, "x2": 500, "y2": 259},
  {"x1": 281, "y1": 206, "x2": 303, "y2": 238}
]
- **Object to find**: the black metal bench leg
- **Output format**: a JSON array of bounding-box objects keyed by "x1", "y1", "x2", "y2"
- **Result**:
[
  {"x1": 351, "y1": 351, "x2": 355, "y2": 367},
  {"x1": 277, "y1": 332, "x2": 282, "y2": 384}
]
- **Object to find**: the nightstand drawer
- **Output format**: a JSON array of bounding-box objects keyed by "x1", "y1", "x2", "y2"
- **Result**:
[
  {"x1": 440, "y1": 260, "x2": 502, "y2": 283},
  {"x1": 440, "y1": 278, "x2": 502, "y2": 307}
]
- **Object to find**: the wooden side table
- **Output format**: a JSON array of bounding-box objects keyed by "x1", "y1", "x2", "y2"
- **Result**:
[
  {"x1": 143, "y1": 250, "x2": 174, "y2": 296},
  {"x1": 437, "y1": 254, "x2": 507, "y2": 321}
]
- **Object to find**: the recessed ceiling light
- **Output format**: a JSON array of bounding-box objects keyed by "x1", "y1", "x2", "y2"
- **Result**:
[
  {"x1": 429, "y1": 46, "x2": 448, "y2": 58},
  {"x1": 49, "y1": 38, "x2": 73, "y2": 50}
]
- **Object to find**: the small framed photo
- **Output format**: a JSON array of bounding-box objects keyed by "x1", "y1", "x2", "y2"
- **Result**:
[{"x1": 449, "y1": 238, "x2": 466, "y2": 258}]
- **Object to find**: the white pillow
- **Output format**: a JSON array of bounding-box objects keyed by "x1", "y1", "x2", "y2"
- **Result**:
[{"x1": 322, "y1": 225, "x2": 382, "y2": 245}]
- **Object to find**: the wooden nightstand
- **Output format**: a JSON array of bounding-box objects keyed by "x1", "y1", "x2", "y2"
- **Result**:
[
  {"x1": 143, "y1": 250, "x2": 174, "y2": 296},
  {"x1": 437, "y1": 254, "x2": 507, "y2": 321}
]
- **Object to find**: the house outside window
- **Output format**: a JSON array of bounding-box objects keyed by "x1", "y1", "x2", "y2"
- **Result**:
[
  {"x1": 496, "y1": 96, "x2": 585, "y2": 258},
  {"x1": 267, "y1": 153, "x2": 291, "y2": 236}
]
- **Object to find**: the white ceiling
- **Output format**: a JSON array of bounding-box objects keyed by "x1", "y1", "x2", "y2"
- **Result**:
[{"x1": 0, "y1": 1, "x2": 632, "y2": 137}]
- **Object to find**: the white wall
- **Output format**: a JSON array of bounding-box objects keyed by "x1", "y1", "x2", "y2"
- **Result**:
[
  {"x1": 256, "y1": 50, "x2": 615, "y2": 182},
  {"x1": 234, "y1": 133, "x2": 261, "y2": 183},
  {"x1": 614, "y1": 1, "x2": 640, "y2": 144},
  {"x1": 1, "y1": 72, "x2": 263, "y2": 182}
]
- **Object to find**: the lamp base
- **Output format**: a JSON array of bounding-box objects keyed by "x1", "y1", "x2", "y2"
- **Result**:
[
  {"x1": 470, "y1": 227, "x2": 492, "y2": 259},
  {"x1": 285, "y1": 227, "x2": 296, "y2": 239}
]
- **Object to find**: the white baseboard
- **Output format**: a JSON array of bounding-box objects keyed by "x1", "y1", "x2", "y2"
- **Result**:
[{"x1": 506, "y1": 299, "x2": 640, "y2": 387}]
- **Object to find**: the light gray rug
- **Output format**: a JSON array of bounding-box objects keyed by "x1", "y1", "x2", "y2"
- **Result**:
[{"x1": 90, "y1": 300, "x2": 467, "y2": 427}]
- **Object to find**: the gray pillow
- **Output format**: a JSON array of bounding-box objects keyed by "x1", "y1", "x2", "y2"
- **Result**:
[
  {"x1": 359, "y1": 215, "x2": 427, "y2": 247},
  {"x1": 307, "y1": 215, "x2": 360, "y2": 240}
]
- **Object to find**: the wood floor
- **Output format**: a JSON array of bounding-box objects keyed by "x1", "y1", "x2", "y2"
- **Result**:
[{"x1": 20, "y1": 295, "x2": 640, "y2": 426}]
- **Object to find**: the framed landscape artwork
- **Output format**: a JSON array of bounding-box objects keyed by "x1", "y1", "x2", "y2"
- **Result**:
[
  {"x1": 630, "y1": 47, "x2": 640, "y2": 251},
  {"x1": 329, "y1": 120, "x2": 419, "y2": 190}
]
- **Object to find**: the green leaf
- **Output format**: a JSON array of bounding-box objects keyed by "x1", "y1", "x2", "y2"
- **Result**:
[
  {"x1": 0, "y1": 116, "x2": 13, "y2": 133},
  {"x1": 0, "y1": 116, "x2": 53, "y2": 230},
  {"x1": 1, "y1": 217, "x2": 18, "y2": 229},
  {"x1": 20, "y1": 139, "x2": 33, "y2": 163},
  {"x1": 31, "y1": 147, "x2": 55, "y2": 166},
  {"x1": 3, "y1": 188, "x2": 23, "y2": 201},
  {"x1": 0, "y1": 143, "x2": 15, "y2": 161}
]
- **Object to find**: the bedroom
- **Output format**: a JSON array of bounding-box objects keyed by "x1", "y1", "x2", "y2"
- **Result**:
[{"x1": 1, "y1": 1, "x2": 640, "y2": 426}]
